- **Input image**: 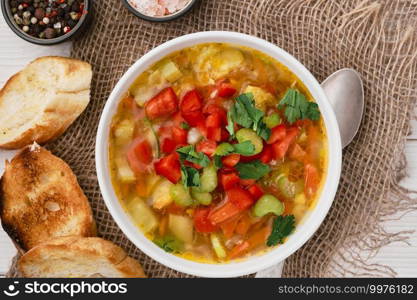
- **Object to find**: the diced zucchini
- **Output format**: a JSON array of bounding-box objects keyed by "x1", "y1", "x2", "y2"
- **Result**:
[
  {"x1": 168, "y1": 214, "x2": 194, "y2": 243},
  {"x1": 276, "y1": 175, "x2": 304, "y2": 199},
  {"x1": 127, "y1": 198, "x2": 158, "y2": 233},
  {"x1": 114, "y1": 119, "x2": 134, "y2": 145},
  {"x1": 191, "y1": 188, "x2": 212, "y2": 205},
  {"x1": 210, "y1": 233, "x2": 227, "y2": 259},
  {"x1": 199, "y1": 165, "x2": 218, "y2": 192},
  {"x1": 170, "y1": 184, "x2": 193, "y2": 207},
  {"x1": 244, "y1": 85, "x2": 276, "y2": 111},
  {"x1": 152, "y1": 179, "x2": 174, "y2": 209},
  {"x1": 115, "y1": 157, "x2": 136, "y2": 183},
  {"x1": 252, "y1": 194, "x2": 284, "y2": 217},
  {"x1": 160, "y1": 60, "x2": 182, "y2": 82},
  {"x1": 236, "y1": 128, "x2": 263, "y2": 155}
]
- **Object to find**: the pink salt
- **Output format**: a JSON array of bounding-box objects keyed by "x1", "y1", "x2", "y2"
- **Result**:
[{"x1": 128, "y1": 0, "x2": 191, "y2": 17}]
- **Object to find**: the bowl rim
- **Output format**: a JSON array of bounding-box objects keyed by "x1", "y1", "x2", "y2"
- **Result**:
[
  {"x1": 121, "y1": 0, "x2": 198, "y2": 22},
  {"x1": 0, "y1": 0, "x2": 90, "y2": 45},
  {"x1": 96, "y1": 31, "x2": 342, "y2": 277}
]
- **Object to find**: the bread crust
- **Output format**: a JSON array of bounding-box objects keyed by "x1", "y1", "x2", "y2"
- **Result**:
[
  {"x1": 18, "y1": 236, "x2": 146, "y2": 278},
  {"x1": 0, "y1": 145, "x2": 96, "y2": 250},
  {"x1": 0, "y1": 56, "x2": 92, "y2": 149}
]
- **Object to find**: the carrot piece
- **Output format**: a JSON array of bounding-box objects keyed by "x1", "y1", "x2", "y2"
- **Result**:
[
  {"x1": 305, "y1": 163, "x2": 319, "y2": 197},
  {"x1": 228, "y1": 241, "x2": 250, "y2": 259},
  {"x1": 235, "y1": 214, "x2": 252, "y2": 236},
  {"x1": 158, "y1": 215, "x2": 168, "y2": 236},
  {"x1": 289, "y1": 143, "x2": 306, "y2": 162},
  {"x1": 220, "y1": 215, "x2": 240, "y2": 238},
  {"x1": 208, "y1": 201, "x2": 241, "y2": 224}
]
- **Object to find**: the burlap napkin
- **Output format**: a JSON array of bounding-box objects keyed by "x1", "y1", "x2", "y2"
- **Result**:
[{"x1": 7, "y1": 0, "x2": 417, "y2": 277}]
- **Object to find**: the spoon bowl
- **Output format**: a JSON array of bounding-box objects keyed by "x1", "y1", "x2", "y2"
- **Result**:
[{"x1": 321, "y1": 68, "x2": 364, "y2": 148}]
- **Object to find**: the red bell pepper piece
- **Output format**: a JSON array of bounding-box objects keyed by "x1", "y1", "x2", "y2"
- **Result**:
[
  {"x1": 196, "y1": 140, "x2": 217, "y2": 157},
  {"x1": 221, "y1": 154, "x2": 241, "y2": 167},
  {"x1": 172, "y1": 126, "x2": 188, "y2": 145},
  {"x1": 267, "y1": 124, "x2": 286, "y2": 144},
  {"x1": 180, "y1": 89, "x2": 204, "y2": 126},
  {"x1": 247, "y1": 184, "x2": 264, "y2": 200},
  {"x1": 259, "y1": 145, "x2": 273, "y2": 163},
  {"x1": 145, "y1": 87, "x2": 178, "y2": 120},
  {"x1": 271, "y1": 127, "x2": 300, "y2": 160},
  {"x1": 194, "y1": 207, "x2": 217, "y2": 233},
  {"x1": 226, "y1": 187, "x2": 254, "y2": 210},
  {"x1": 161, "y1": 138, "x2": 176, "y2": 154},
  {"x1": 220, "y1": 171, "x2": 240, "y2": 190},
  {"x1": 217, "y1": 81, "x2": 237, "y2": 98},
  {"x1": 207, "y1": 126, "x2": 222, "y2": 142},
  {"x1": 154, "y1": 153, "x2": 181, "y2": 183}
]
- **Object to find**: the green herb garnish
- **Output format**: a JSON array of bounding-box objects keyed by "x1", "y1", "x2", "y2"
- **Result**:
[
  {"x1": 154, "y1": 235, "x2": 183, "y2": 253},
  {"x1": 235, "y1": 160, "x2": 270, "y2": 180},
  {"x1": 177, "y1": 145, "x2": 210, "y2": 167},
  {"x1": 180, "y1": 122, "x2": 190, "y2": 130},
  {"x1": 180, "y1": 164, "x2": 200, "y2": 187},
  {"x1": 227, "y1": 93, "x2": 271, "y2": 141},
  {"x1": 278, "y1": 89, "x2": 320, "y2": 124},
  {"x1": 213, "y1": 155, "x2": 223, "y2": 169},
  {"x1": 214, "y1": 141, "x2": 255, "y2": 156},
  {"x1": 267, "y1": 215, "x2": 296, "y2": 246}
]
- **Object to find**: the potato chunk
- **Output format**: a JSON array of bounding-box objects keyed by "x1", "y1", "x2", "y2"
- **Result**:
[{"x1": 244, "y1": 85, "x2": 276, "y2": 111}]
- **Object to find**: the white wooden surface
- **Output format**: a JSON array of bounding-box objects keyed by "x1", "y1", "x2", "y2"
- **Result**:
[{"x1": 0, "y1": 15, "x2": 416, "y2": 277}]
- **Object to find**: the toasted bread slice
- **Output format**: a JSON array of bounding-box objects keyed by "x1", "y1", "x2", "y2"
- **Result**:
[
  {"x1": 0, "y1": 56, "x2": 92, "y2": 149},
  {"x1": 0, "y1": 144, "x2": 96, "y2": 250},
  {"x1": 18, "y1": 236, "x2": 146, "y2": 278}
]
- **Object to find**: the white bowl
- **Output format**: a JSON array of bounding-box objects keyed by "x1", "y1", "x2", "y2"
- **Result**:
[{"x1": 96, "y1": 31, "x2": 342, "y2": 277}]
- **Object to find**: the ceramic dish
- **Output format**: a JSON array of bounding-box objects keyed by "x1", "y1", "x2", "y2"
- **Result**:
[{"x1": 96, "y1": 31, "x2": 342, "y2": 277}]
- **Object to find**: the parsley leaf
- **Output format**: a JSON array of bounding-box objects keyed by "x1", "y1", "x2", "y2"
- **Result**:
[
  {"x1": 227, "y1": 93, "x2": 271, "y2": 141},
  {"x1": 177, "y1": 145, "x2": 210, "y2": 167},
  {"x1": 154, "y1": 235, "x2": 183, "y2": 253},
  {"x1": 233, "y1": 141, "x2": 255, "y2": 156},
  {"x1": 215, "y1": 141, "x2": 255, "y2": 156},
  {"x1": 235, "y1": 160, "x2": 271, "y2": 180},
  {"x1": 180, "y1": 122, "x2": 190, "y2": 130},
  {"x1": 278, "y1": 89, "x2": 320, "y2": 124},
  {"x1": 213, "y1": 155, "x2": 223, "y2": 169},
  {"x1": 180, "y1": 164, "x2": 200, "y2": 187},
  {"x1": 267, "y1": 215, "x2": 296, "y2": 246}
]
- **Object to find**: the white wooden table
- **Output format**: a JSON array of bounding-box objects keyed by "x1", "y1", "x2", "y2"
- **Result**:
[{"x1": 0, "y1": 15, "x2": 416, "y2": 277}]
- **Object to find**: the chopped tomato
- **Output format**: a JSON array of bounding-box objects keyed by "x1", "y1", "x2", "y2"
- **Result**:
[
  {"x1": 227, "y1": 187, "x2": 254, "y2": 210},
  {"x1": 180, "y1": 89, "x2": 204, "y2": 126},
  {"x1": 267, "y1": 124, "x2": 286, "y2": 144},
  {"x1": 220, "y1": 172, "x2": 240, "y2": 190},
  {"x1": 204, "y1": 104, "x2": 227, "y2": 123},
  {"x1": 172, "y1": 126, "x2": 188, "y2": 145},
  {"x1": 207, "y1": 126, "x2": 222, "y2": 142},
  {"x1": 196, "y1": 120, "x2": 208, "y2": 137},
  {"x1": 154, "y1": 153, "x2": 181, "y2": 183},
  {"x1": 217, "y1": 81, "x2": 237, "y2": 98},
  {"x1": 161, "y1": 138, "x2": 176, "y2": 154},
  {"x1": 196, "y1": 140, "x2": 217, "y2": 157},
  {"x1": 271, "y1": 127, "x2": 300, "y2": 160},
  {"x1": 206, "y1": 113, "x2": 222, "y2": 128},
  {"x1": 239, "y1": 152, "x2": 261, "y2": 162},
  {"x1": 305, "y1": 163, "x2": 319, "y2": 197},
  {"x1": 220, "y1": 128, "x2": 230, "y2": 141},
  {"x1": 247, "y1": 184, "x2": 264, "y2": 200},
  {"x1": 222, "y1": 154, "x2": 240, "y2": 167},
  {"x1": 145, "y1": 87, "x2": 178, "y2": 120},
  {"x1": 208, "y1": 201, "x2": 241, "y2": 224},
  {"x1": 194, "y1": 207, "x2": 217, "y2": 233},
  {"x1": 259, "y1": 145, "x2": 273, "y2": 163}
]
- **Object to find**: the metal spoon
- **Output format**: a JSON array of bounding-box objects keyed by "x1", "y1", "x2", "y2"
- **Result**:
[{"x1": 321, "y1": 68, "x2": 364, "y2": 148}]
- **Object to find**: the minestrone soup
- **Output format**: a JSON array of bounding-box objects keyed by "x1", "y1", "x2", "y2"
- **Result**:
[{"x1": 109, "y1": 43, "x2": 327, "y2": 263}]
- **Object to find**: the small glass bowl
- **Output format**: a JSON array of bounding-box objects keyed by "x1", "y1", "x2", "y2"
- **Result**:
[
  {"x1": 1, "y1": 0, "x2": 91, "y2": 45},
  {"x1": 122, "y1": 0, "x2": 198, "y2": 22}
]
